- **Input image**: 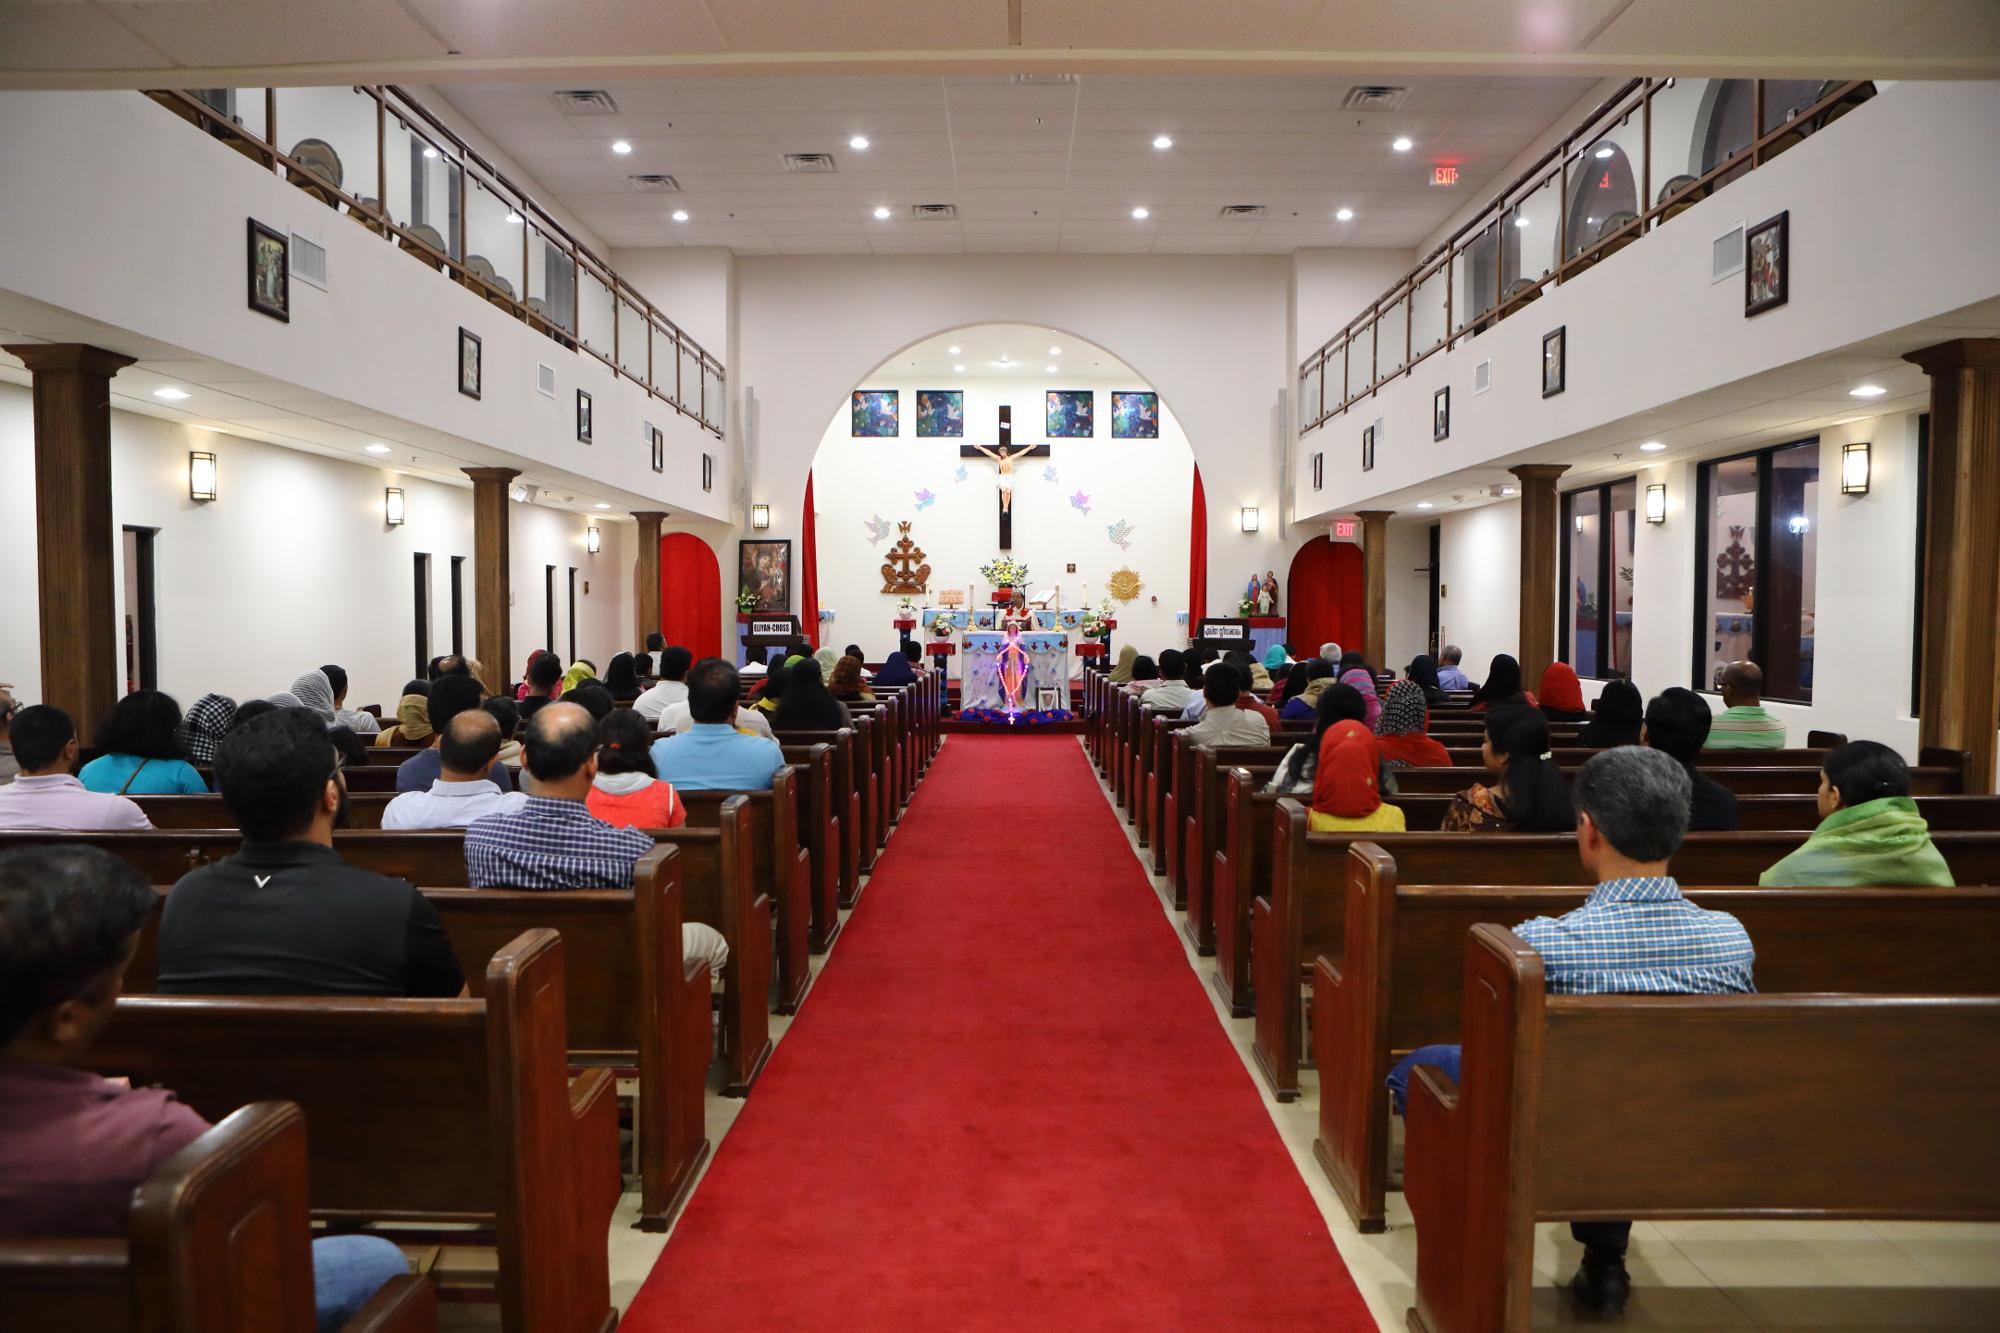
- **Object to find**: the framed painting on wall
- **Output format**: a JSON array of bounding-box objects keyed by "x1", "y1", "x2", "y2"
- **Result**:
[
  {"x1": 1111, "y1": 391, "x2": 1159, "y2": 439},
  {"x1": 246, "y1": 219, "x2": 289, "y2": 323},
  {"x1": 915, "y1": 389, "x2": 963, "y2": 437},
  {"x1": 1542, "y1": 326, "x2": 1566, "y2": 398},
  {"x1": 852, "y1": 390, "x2": 899, "y2": 437},
  {"x1": 576, "y1": 389, "x2": 592, "y2": 444},
  {"x1": 457, "y1": 327, "x2": 481, "y2": 400},
  {"x1": 1361, "y1": 425, "x2": 1375, "y2": 472},
  {"x1": 1046, "y1": 389, "x2": 1094, "y2": 437},
  {"x1": 650, "y1": 425, "x2": 664, "y2": 473},
  {"x1": 1433, "y1": 386, "x2": 1450, "y2": 441},
  {"x1": 1745, "y1": 211, "x2": 1789, "y2": 316},
  {"x1": 738, "y1": 539, "x2": 792, "y2": 613},
  {"x1": 1311, "y1": 451, "x2": 1324, "y2": 491},
  {"x1": 701, "y1": 452, "x2": 714, "y2": 492}
]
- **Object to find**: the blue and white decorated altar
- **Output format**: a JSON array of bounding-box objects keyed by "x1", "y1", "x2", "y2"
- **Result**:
[{"x1": 962, "y1": 630, "x2": 1070, "y2": 711}]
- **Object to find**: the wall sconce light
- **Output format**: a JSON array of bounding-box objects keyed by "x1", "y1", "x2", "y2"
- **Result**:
[
  {"x1": 1841, "y1": 440, "x2": 1871, "y2": 495},
  {"x1": 1644, "y1": 483, "x2": 1667, "y2": 525},
  {"x1": 1240, "y1": 506, "x2": 1260, "y2": 533},
  {"x1": 188, "y1": 451, "x2": 217, "y2": 502},
  {"x1": 586, "y1": 525, "x2": 601, "y2": 554},
  {"x1": 751, "y1": 503, "x2": 771, "y2": 530},
  {"x1": 383, "y1": 486, "x2": 405, "y2": 526}
]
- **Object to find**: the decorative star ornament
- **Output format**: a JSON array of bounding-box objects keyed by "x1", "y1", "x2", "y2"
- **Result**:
[
  {"x1": 953, "y1": 463, "x2": 969, "y2": 483},
  {"x1": 1069, "y1": 489, "x2": 1091, "y2": 516},
  {"x1": 863, "y1": 515, "x2": 891, "y2": 546},
  {"x1": 914, "y1": 488, "x2": 937, "y2": 511},
  {"x1": 1107, "y1": 519, "x2": 1134, "y2": 550}
]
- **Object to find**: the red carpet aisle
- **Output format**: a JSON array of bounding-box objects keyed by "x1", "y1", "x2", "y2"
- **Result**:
[{"x1": 622, "y1": 735, "x2": 1374, "y2": 1330}]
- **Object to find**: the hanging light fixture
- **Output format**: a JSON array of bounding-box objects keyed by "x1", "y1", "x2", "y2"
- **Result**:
[
  {"x1": 383, "y1": 486, "x2": 406, "y2": 526},
  {"x1": 1239, "y1": 507, "x2": 1260, "y2": 533},
  {"x1": 586, "y1": 525, "x2": 601, "y2": 554},
  {"x1": 188, "y1": 451, "x2": 217, "y2": 502},
  {"x1": 1841, "y1": 441, "x2": 1871, "y2": 495},
  {"x1": 751, "y1": 503, "x2": 771, "y2": 530},
  {"x1": 1645, "y1": 483, "x2": 1667, "y2": 524}
]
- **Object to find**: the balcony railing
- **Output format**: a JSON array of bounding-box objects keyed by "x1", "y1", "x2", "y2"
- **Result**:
[
  {"x1": 1297, "y1": 76, "x2": 1878, "y2": 435},
  {"x1": 145, "y1": 84, "x2": 725, "y2": 439}
]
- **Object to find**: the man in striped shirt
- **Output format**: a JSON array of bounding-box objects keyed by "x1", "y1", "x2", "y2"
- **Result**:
[
  {"x1": 1389, "y1": 747, "x2": 1755, "y2": 1317},
  {"x1": 1704, "y1": 659, "x2": 1789, "y2": 750}
]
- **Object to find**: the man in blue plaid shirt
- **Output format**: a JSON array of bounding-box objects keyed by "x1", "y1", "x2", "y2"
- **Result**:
[{"x1": 1388, "y1": 745, "x2": 1754, "y2": 1317}]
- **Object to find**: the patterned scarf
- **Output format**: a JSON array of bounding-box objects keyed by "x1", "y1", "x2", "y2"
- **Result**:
[
  {"x1": 182, "y1": 694, "x2": 237, "y2": 764},
  {"x1": 290, "y1": 670, "x2": 337, "y2": 722}
]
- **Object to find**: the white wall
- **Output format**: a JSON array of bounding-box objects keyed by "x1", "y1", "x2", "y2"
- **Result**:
[
  {"x1": 1382, "y1": 517, "x2": 1434, "y2": 672},
  {"x1": 1433, "y1": 502, "x2": 1523, "y2": 682},
  {"x1": 0, "y1": 380, "x2": 631, "y2": 716},
  {"x1": 809, "y1": 373, "x2": 1194, "y2": 660}
]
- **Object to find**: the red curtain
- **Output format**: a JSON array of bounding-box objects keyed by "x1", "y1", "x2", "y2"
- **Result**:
[
  {"x1": 1188, "y1": 467, "x2": 1207, "y2": 629},
  {"x1": 659, "y1": 533, "x2": 721, "y2": 663},
  {"x1": 800, "y1": 471, "x2": 821, "y2": 649},
  {"x1": 1286, "y1": 536, "x2": 1365, "y2": 659}
]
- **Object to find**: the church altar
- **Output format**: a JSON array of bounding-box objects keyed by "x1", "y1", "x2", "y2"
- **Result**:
[{"x1": 962, "y1": 629, "x2": 1070, "y2": 711}]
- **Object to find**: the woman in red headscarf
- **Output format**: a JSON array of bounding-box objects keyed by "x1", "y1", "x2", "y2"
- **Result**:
[
  {"x1": 1308, "y1": 720, "x2": 1408, "y2": 833},
  {"x1": 1539, "y1": 661, "x2": 1590, "y2": 721}
]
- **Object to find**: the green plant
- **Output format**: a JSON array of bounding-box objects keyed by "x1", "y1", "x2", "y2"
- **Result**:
[{"x1": 735, "y1": 588, "x2": 759, "y2": 612}]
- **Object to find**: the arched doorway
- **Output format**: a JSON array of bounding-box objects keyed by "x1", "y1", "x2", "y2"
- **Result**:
[
  {"x1": 660, "y1": 532, "x2": 721, "y2": 663},
  {"x1": 1287, "y1": 536, "x2": 1365, "y2": 661},
  {"x1": 1565, "y1": 142, "x2": 1637, "y2": 256}
]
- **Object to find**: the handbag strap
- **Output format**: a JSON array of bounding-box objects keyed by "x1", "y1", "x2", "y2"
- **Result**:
[{"x1": 117, "y1": 758, "x2": 151, "y2": 795}]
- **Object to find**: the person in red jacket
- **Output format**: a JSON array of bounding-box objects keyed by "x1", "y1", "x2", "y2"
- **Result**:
[{"x1": 586, "y1": 709, "x2": 686, "y2": 830}]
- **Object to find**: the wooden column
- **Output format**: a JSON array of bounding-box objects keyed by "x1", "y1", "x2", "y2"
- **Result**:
[
  {"x1": 462, "y1": 467, "x2": 519, "y2": 687},
  {"x1": 632, "y1": 511, "x2": 667, "y2": 650},
  {"x1": 1356, "y1": 510, "x2": 1395, "y2": 664},
  {"x1": 1906, "y1": 338, "x2": 2000, "y2": 793},
  {"x1": 1508, "y1": 463, "x2": 1570, "y2": 691},
  {"x1": 5, "y1": 343, "x2": 135, "y2": 739}
]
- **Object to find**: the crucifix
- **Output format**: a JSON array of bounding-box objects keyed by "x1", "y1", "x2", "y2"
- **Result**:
[{"x1": 960, "y1": 405, "x2": 1050, "y2": 550}]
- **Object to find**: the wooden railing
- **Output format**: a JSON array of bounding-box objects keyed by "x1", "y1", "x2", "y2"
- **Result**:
[{"x1": 144, "y1": 84, "x2": 725, "y2": 439}]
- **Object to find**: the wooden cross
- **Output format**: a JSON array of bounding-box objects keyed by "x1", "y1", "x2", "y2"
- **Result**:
[{"x1": 960, "y1": 405, "x2": 1049, "y2": 550}]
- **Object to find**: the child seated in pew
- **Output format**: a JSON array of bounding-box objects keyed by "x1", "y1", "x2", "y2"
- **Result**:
[
  {"x1": 0, "y1": 844, "x2": 412, "y2": 1327},
  {"x1": 1760, "y1": 740, "x2": 1954, "y2": 887},
  {"x1": 1387, "y1": 748, "x2": 1756, "y2": 1318},
  {"x1": 587, "y1": 709, "x2": 687, "y2": 830}
]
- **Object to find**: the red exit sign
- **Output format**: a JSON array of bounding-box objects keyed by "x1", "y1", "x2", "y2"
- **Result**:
[
  {"x1": 1334, "y1": 520, "x2": 1357, "y2": 538},
  {"x1": 1431, "y1": 165, "x2": 1459, "y2": 187}
]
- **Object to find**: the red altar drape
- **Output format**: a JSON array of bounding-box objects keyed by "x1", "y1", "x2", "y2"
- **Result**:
[
  {"x1": 1188, "y1": 467, "x2": 1208, "y2": 628},
  {"x1": 800, "y1": 472, "x2": 821, "y2": 648}
]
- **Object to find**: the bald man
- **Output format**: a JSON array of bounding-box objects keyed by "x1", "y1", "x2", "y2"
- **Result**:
[
  {"x1": 382, "y1": 708, "x2": 526, "y2": 830},
  {"x1": 1706, "y1": 660, "x2": 1788, "y2": 750}
]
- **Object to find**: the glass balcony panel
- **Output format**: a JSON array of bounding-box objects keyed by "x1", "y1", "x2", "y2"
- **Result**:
[
  {"x1": 679, "y1": 337, "x2": 702, "y2": 412},
  {"x1": 576, "y1": 264, "x2": 616, "y2": 361},
  {"x1": 272, "y1": 86, "x2": 376, "y2": 210},
  {"x1": 617, "y1": 294, "x2": 649, "y2": 380},
  {"x1": 1377, "y1": 292, "x2": 1410, "y2": 375},
  {"x1": 1412, "y1": 265, "x2": 1447, "y2": 357},
  {"x1": 464, "y1": 175, "x2": 523, "y2": 302},
  {"x1": 1648, "y1": 77, "x2": 1719, "y2": 210}
]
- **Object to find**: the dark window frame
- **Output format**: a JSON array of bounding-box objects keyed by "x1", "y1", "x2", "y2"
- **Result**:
[
  {"x1": 544, "y1": 565, "x2": 557, "y2": 657},
  {"x1": 449, "y1": 555, "x2": 465, "y2": 656},
  {"x1": 1690, "y1": 436, "x2": 1820, "y2": 703},
  {"x1": 121, "y1": 525, "x2": 160, "y2": 693},
  {"x1": 1911, "y1": 413, "x2": 1930, "y2": 718},
  {"x1": 1558, "y1": 476, "x2": 1636, "y2": 680},
  {"x1": 412, "y1": 552, "x2": 432, "y2": 680},
  {"x1": 567, "y1": 566, "x2": 578, "y2": 663}
]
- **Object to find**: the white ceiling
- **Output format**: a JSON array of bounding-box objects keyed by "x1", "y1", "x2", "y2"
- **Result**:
[
  {"x1": 436, "y1": 73, "x2": 1600, "y2": 255},
  {"x1": 5, "y1": 0, "x2": 1996, "y2": 86},
  {"x1": 873, "y1": 324, "x2": 1140, "y2": 383}
]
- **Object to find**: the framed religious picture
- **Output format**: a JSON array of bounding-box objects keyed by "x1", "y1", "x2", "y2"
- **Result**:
[
  {"x1": 458, "y1": 327, "x2": 482, "y2": 400},
  {"x1": 246, "y1": 218, "x2": 289, "y2": 323},
  {"x1": 1433, "y1": 385, "x2": 1450, "y2": 441},
  {"x1": 650, "y1": 425, "x2": 664, "y2": 473},
  {"x1": 852, "y1": 389, "x2": 899, "y2": 437},
  {"x1": 1745, "y1": 210, "x2": 1789, "y2": 316},
  {"x1": 914, "y1": 389, "x2": 963, "y2": 437},
  {"x1": 1311, "y1": 451, "x2": 1324, "y2": 491},
  {"x1": 1111, "y1": 390, "x2": 1159, "y2": 439},
  {"x1": 1036, "y1": 687, "x2": 1062, "y2": 711},
  {"x1": 1541, "y1": 325, "x2": 1566, "y2": 398},
  {"x1": 1361, "y1": 424, "x2": 1375, "y2": 472},
  {"x1": 701, "y1": 452, "x2": 714, "y2": 492},
  {"x1": 1046, "y1": 389, "x2": 1094, "y2": 437},
  {"x1": 738, "y1": 539, "x2": 792, "y2": 613},
  {"x1": 576, "y1": 389, "x2": 592, "y2": 443}
]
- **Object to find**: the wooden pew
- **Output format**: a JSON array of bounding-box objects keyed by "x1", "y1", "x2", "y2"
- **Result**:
[
  {"x1": 1403, "y1": 925, "x2": 2000, "y2": 1333},
  {"x1": 1315, "y1": 843, "x2": 2000, "y2": 1232},
  {"x1": 681, "y1": 769, "x2": 814, "y2": 1015},
  {"x1": 1140, "y1": 713, "x2": 1196, "y2": 865},
  {"x1": 1366, "y1": 761, "x2": 1964, "y2": 798},
  {"x1": 85, "y1": 930, "x2": 620, "y2": 1333},
  {"x1": 775, "y1": 726, "x2": 870, "y2": 898},
  {"x1": 1250, "y1": 805, "x2": 2000, "y2": 1100},
  {"x1": 778, "y1": 742, "x2": 843, "y2": 952},
  {"x1": 0, "y1": 1101, "x2": 436, "y2": 1332},
  {"x1": 782, "y1": 711, "x2": 887, "y2": 856}
]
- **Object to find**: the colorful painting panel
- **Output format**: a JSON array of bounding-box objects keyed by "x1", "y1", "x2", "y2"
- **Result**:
[
  {"x1": 1111, "y1": 391, "x2": 1159, "y2": 439},
  {"x1": 1046, "y1": 389, "x2": 1094, "y2": 438},
  {"x1": 852, "y1": 390, "x2": 899, "y2": 437},
  {"x1": 915, "y1": 389, "x2": 964, "y2": 437}
]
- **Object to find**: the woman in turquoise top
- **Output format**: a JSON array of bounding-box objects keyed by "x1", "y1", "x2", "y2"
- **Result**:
[
  {"x1": 79, "y1": 690, "x2": 210, "y2": 795},
  {"x1": 1760, "y1": 740, "x2": 1954, "y2": 887}
]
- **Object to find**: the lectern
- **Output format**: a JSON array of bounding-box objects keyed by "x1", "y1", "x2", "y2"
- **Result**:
[
  {"x1": 1193, "y1": 617, "x2": 1252, "y2": 655},
  {"x1": 741, "y1": 614, "x2": 801, "y2": 663}
]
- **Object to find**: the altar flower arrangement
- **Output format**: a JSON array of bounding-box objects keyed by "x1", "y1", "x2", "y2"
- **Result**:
[
  {"x1": 1238, "y1": 594, "x2": 1256, "y2": 614},
  {"x1": 930, "y1": 612, "x2": 960, "y2": 638},
  {"x1": 1080, "y1": 608, "x2": 1110, "y2": 640},
  {"x1": 896, "y1": 596, "x2": 917, "y2": 619},
  {"x1": 980, "y1": 555, "x2": 1030, "y2": 589},
  {"x1": 735, "y1": 589, "x2": 759, "y2": 613}
]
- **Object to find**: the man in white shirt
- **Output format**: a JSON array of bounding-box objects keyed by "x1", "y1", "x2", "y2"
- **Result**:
[
  {"x1": 1139, "y1": 650, "x2": 1199, "y2": 714},
  {"x1": 632, "y1": 646, "x2": 693, "y2": 724},
  {"x1": 1182, "y1": 666, "x2": 1272, "y2": 749},
  {"x1": 657, "y1": 698, "x2": 775, "y2": 740},
  {"x1": 0, "y1": 706, "x2": 152, "y2": 831},
  {"x1": 380, "y1": 710, "x2": 527, "y2": 831}
]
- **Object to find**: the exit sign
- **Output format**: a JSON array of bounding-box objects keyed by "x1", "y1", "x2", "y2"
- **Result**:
[
  {"x1": 1431, "y1": 165, "x2": 1459, "y2": 187},
  {"x1": 1334, "y1": 520, "x2": 1357, "y2": 538}
]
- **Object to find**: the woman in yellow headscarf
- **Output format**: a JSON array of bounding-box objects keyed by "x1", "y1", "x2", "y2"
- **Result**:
[
  {"x1": 560, "y1": 660, "x2": 597, "y2": 695},
  {"x1": 375, "y1": 685, "x2": 433, "y2": 747},
  {"x1": 1107, "y1": 643, "x2": 1140, "y2": 685}
]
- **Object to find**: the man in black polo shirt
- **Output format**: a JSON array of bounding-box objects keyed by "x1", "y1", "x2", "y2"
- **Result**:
[
  {"x1": 395, "y1": 672, "x2": 514, "y2": 794},
  {"x1": 1644, "y1": 687, "x2": 1740, "y2": 832},
  {"x1": 156, "y1": 709, "x2": 465, "y2": 997}
]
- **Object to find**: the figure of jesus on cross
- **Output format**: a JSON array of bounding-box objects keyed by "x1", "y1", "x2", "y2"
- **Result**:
[{"x1": 960, "y1": 404, "x2": 1048, "y2": 550}]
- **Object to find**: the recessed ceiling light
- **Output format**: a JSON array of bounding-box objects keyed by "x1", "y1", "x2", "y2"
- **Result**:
[
  {"x1": 611, "y1": 140, "x2": 632, "y2": 155},
  {"x1": 1640, "y1": 440, "x2": 1666, "y2": 453},
  {"x1": 152, "y1": 387, "x2": 190, "y2": 401},
  {"x1": 1153, "y1": 134, "x2": 1173, "y2": 150},
  {"x1": 1500, "y1": 486, "x2": 1516, "y2": 496},
  {"x1": 1335, "y1": 207, "x2": 1355, "y2": 221},
  {"x1": 1392, "y1": 136, "x2": 1414, "y2": 152},
  {"x1": 1513, "y1": 216, "x2": 1530, "y2": 228},
  {"x1": 872, "y1": 205, "x2": 891, "y2": 220},
  {"x1": 849, "y1": 135, "x2": 870, "y2": 150},
  {"x1": 953, "y1": 364, "x2": 965, "y2": 373},
  {"x1": 505, "y1": 211, "x2": 521, "y2": 224},
  {"x1": 1131, "y1": 206, "x2": 1150, "y2": 220},
  {"x1": 1594, "y1": 145, "x2": 1614, "y2": 159},
  {"x1": 1416, "y1": 501, "x2": 1434, "y2": 510},
  {"x1": 1048, "y1": 346, "x2": 1061, "y2": 355},
  {"x1": 1045, "y1": 364, "x2": 1057, "y2": 373},
  {"x1": 670, "y1": 209, "x2": 689, "y2": 222},
  {"x1": 998, "y1": 356, "x2": 1011, "y2": 364},
  {"x1": 365, "y1": 443, "x2": 393, "y2": 455},
  {"x1": 1849, "y1": 384, "x2": 1889, "y2": 398},
  {"x1": 594, "y1": 502, "x2": 611, "y2": 510},
  {"x1": 947, "y1": 345, "x2": 961, "y2": 354}
]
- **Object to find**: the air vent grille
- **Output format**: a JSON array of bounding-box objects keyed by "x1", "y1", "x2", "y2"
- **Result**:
[
  {"x1": 1712, "y1": 223, "x2": 1746, "y2": 283},
  {"x1": 1341, "y1": 85, "x2": 1409, "y2": 111},
  {"x1": 551, "y1": 90, "x2": 619, "y2": 115},
  {"x1": 289, "y1": 233, "x2": 327, "y2": 290},
  {"x1": 536, "y1": 363, "x2": 556, "y2": 398},
  {"x1": 1011, "y1": 73, "x2": 1076, "y2": 85},
  {"x1": 782, "y1": 153, "x2": 837, "y2": 174},
  {"x1": 1474, "y1": 359, "x2": 1492, "y2": 394},
  {"x1": 627, "y1": 174, "x2": 681, "y2": 193},
  {"x1": 1219, "y1": 204, "x2": 1267, "y2": 219},
  {"x1": 910, "y1": 203, "x2": 958, "y2": 220}
]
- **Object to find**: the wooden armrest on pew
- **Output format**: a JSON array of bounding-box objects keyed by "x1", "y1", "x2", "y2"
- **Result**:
[
  {"x1": 1403, "y1": 924, "x2": 2000, "y2": 1333},
  {"x1": 0, "y1": 1101, "x2": 438, "y2": 1333}
]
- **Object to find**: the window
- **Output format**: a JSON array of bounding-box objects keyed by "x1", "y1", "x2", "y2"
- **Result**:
[
  {"x1": 413, "y1": 553, "x2": 432, "y2": 679},
  {"x1": 567, "y1": 566, "x2": 578, "y2": 662},
  {"x1": 544, "y1": 565, "x2": 557, "y2": 658},
  {"x1": 1559, "y1": 479, "x2": 1637, "y2": 678},
  {"x1": 1911, "y1": 413, "x2": 1930, "y2": 717},
  {"x1": 449, "y1": 555, "x2": 465, "y2": 656},
  {"x1": 1693, "y1": 438, "x2": 1820, "y2": 701},
  {"x1": 120, "y1": 526, "x2": 159, "y2": 693}
]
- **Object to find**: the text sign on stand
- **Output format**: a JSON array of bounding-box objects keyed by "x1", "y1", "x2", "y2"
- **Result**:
[
  {"x1": 1194, "y1": 617, "x2": 1252, "y2": 654},
  {"x1": 750, "y1": 618, "x2": 796, "y2": 638}
]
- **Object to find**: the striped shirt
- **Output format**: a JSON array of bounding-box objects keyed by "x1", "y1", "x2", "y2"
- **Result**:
[
  {"x1": 1704, "y1": 704, "x2": 1788, "y2": 750},
  {"x1": 464, "y1": 796, "x2": 652, "y2": 891},
  {"x1": 1513, "y1": 876, "x2": 1756, "y2": 995}
]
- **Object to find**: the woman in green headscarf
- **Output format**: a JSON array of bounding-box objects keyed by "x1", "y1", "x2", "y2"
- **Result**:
[
  {"x1": 1107, "y1": 643, "x2": 1140, "y2": 685},
  {"x1": 1760, "y1": 741, "x2": 1954, "y2": 886},
  {"x1": 813, "y1": 646, "x2": 841, "y2": 681},
  {"x1": 756, "y1": 655, "x2": 805, "y2": 714}
]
